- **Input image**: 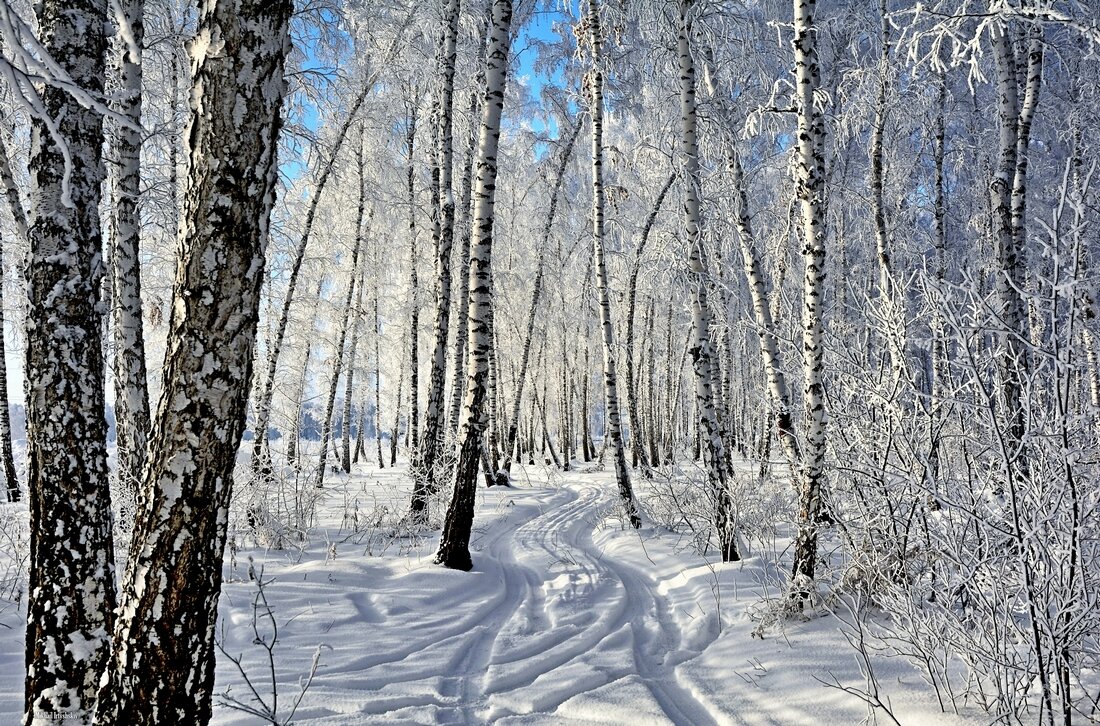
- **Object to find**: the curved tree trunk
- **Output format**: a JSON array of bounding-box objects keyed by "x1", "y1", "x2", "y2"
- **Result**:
[
  {"x1": 624, "y1": 172, "x2": 675, "y2": 476},
  {"x1": 23, "y1": 2, "x2": 116, "y2": 721},
  {"x1": 586, "y1": 0, "x2": 640, "y2": 529},
  {"x1": 436, "y1": 0, "x2": 515, "y2": 570},
  {"x1": 318, "y1": 137, "x2": 368, "y2": 489}
]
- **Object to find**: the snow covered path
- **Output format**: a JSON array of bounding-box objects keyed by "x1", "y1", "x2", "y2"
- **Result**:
[
  {"x1": 208, "y1": 468, "x2": 976, "y2": 725},
  {"x1": 0, "y1": 465, "x2": 980, "y2": 724},
  {"x1": 220, "y1": 477, "x2": 725, "y2": 724}
]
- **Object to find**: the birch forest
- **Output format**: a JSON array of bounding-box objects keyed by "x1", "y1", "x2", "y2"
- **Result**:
[{"x1": 0, "y1": 0, "x2": 1099, "y2": 724}]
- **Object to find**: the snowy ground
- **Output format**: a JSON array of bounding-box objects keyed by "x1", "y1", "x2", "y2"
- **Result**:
[{"x1": 0, "y1": 463, "x2": 988, "y2": 724}]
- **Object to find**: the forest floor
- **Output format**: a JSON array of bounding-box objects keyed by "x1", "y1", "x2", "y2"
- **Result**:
[{"x1": 0, "y1": 462, "x2": 988, "y2": 724}]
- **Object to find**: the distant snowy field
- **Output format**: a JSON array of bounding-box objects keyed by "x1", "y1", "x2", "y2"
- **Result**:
[{"x1": 0, "y1": 459, "x2": 988, "y2": 724}]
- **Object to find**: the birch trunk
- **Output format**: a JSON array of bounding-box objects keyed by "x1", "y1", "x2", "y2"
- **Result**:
[
  {"x1": 0, "y1": 269, "x2": 16, "y2": 502},
  {"x1": 405, "y1": 101, "x2": 421, "y2": 462},
  {"x1": 391, "y1": 342, "x2": 405, "y2": 467},
  {"x1": 250, "y1": 43, "x2": 402, "y2": 472},
  {"x1": 286, "y1": 277, "x2": 324, "y2": 469},
  {"x1": 499, "y1": 122, "x2": 581, "y2": 480},
  {"x1": 0, "y1": 124, "x2": 25, "y2": 503},
  {"x1": 318, "y1": 147, "x2": 368, "y2": 489},
  {"x1": 486, "y1": 278, "x2": 504, "y2": 472},
  {"x1": 586, "y1": 0, "x2": 641, "y2": 528},
  {"x1": 23, "y1": 2, "x2": 116, "y2": 721},
  {"x1": 791, "y1": 0, "x2": 829, "y2": 588},
  {"x1": 375, "y1": 295, "x2": 386, "y2": 468},
  {"x1": 990, "y1": 18, "x2": 1038, "y2": 486},
  {"x1": 645, "y1": 296, "x2": 661, "y2": 466},
  {"x1": 417, "y1": 0, "x2": 462, "y2": 505},
  {"x1": 110, "y1": 0, "x2": 152, "y2": 499},
  {"x1": 343, "y1": 263, "x2": 366, "y2": 473},
  {"x1": 868, "y1": 0, "x2": 904, "y2": 394},
  {"x1": 343, "y1": 160, "x2": 371, "y2": 474},
  {"x1": 678, "y1": 0, "x2": 736, "y2": 558},
  {"x1": 582, "y1": 344, "x2": 593, "y2": 461},
  {"x1": 624, "y1": 172, "x2": 675, "y2": 474},
  {"x1": 96, "y1": 3, "x2": 292, "y2": 721},
  {"x1": 931, "y1": 73, "x2": 949, "y2": 406},
  {"x1": 729, "y1": 154, "x2": 801, "y2": 472},
  {"x1": 437, "y1": 0, "x2": 514, "y2": 570},
  {"x1": 447, "y1": 15, "x2": 491, "y2": 435}
]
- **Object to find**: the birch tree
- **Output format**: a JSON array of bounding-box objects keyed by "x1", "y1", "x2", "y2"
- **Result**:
[
  {"x1": 499, "y1": 121, "x2": 581, "y2": 483},
  {"x1": 415, "y1": 0, "x2": 462, "y2": 515},
  {"x1": 583, "y1": 0, "x2": 641, "y2": 529},
  {"x1": 22, "y1": 1, "x2": 116, "y2": 720},
  {"x1": 990, "y1": 11, "x2": 1043, "y2": 487},
  {"x1": 790, "y1": 0, "x2": 829, "y2": 589},
  {"x1": 437, "y1": 0, "x2": 514, "y2": 571},
  {"x1": 96, "y1": 2, "x2": 293, "y2": 721},
  {"x1": 110, "y1": 0, "x2": 152, "y2": 498},
  {"x1": 343, "y1": 205, "x2": 371, "y2": 474},
  {"x1": 318, "y1": 134, "x2": 368, "y2": 490},
  {"x1": 677, "y1": 0, "x2": 736, "y2": 559},
  {"x1": 0, "y1": 124, "x2": 24, "y2": 503},
  {"x1": 624, "y1": 171, "x2": 674, "y2": 474},
  {"x1": 250, "y1": 33, "x2": 406, "y2": 473}
]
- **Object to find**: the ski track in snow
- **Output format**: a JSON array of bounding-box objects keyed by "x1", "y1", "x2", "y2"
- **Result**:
[
  {"x1": 287, "y1": 478, "x2": 724, "y2": 724},
  {"x1": 0, "y1": 465, "x2": 983, "y2": 725}
]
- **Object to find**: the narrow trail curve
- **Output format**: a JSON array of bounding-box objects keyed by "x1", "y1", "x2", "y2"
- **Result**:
[
  {"x1": 479, "y1": 482, "x2": 723, "y2": 725},
  {"x1": 296, "y1": 474, "x2": 728, "y2": 724}
]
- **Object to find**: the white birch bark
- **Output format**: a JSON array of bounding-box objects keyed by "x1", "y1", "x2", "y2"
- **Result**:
[
  {"x1": 677, "y1": 0, "x2": 735, "y2": 558},
  {"x1": 405, "y1": 98, "x2": 420, "y2": 463},
  {"x1": 790, "y1": 0, "x2": 829, "y2": 587},
  {"x1": 447, "y1": 11, "x2": 492, "y2": 437},
  {"x1": 250, "y1": 40, "x2": 404, "y2": 472},
  {"x1": 0, "y1": 122, "x2": 25, "y2": 503},
  {"x1": 23, "y1": 2, "x2": 116, "y2": 721},
  {"x1": 625, "y1": 172, "x2": 675, "y2": 474},
  {"x1": 417, "y1": 0, "x2": 462, "y2": 504},
  {"x1": 110, "y1": 0, "x2": 152, "y2": 500},
  {"x1": 343, "y1": 210, "x2": 369, "y2": 474},
  {"x1": 374, "y1": 294, "x2": 386, "y2": 468},
  {"x1": 318, "y1": 141, "x2": 368, "y2": 489},
  {"x1": 728, "y1": 154, "x2": 801, "y2": 474},
  {"x1": 586, "y1": 0, "x2": 641, "y2": 529},
  {"x1": 990, "y1": 16, "x2": 1037, "y2": 485},
  {"x1": 96, "y1": 2, "x2": 293, "y2": 721},
  {"x1": 869, "y1": 0, "x2": 906, "y2": 397},
  {"x1": 436, "y1": 0, "x2": 514, "y2": 570}
]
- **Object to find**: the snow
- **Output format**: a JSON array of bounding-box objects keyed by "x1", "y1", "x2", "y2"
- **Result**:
[{"x1": 0, "y1": 462, "x2": 990, "y2": 723}]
